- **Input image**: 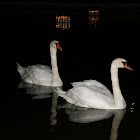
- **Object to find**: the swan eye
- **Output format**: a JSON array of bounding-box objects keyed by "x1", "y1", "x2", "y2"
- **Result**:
[
  {"x1": 121, "y1": 61, "x2": 127, "y2": 66},
  {"x1": 122, "y1": 61, "x2": 133, "y2": 70}
]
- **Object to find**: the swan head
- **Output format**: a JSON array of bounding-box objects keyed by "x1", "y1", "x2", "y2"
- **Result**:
[
  {"x1": 50, "y1": 40, "x2": 62, "y2": 51},
  {"x1": 112, "y1": 58, "x2": 133, "y2": 70}
]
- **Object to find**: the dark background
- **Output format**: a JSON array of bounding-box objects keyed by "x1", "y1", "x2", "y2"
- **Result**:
[
  {"x1": 1, "y1": 0, "x2": 140, "y2": 109},
  {"x1": 1, "y1": 1, "x2": 140, "y2": 140}
]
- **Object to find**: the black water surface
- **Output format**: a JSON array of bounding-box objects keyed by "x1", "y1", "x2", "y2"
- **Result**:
[{"x1": 1, "y1": 2, "x2": 140, "y2": 140}]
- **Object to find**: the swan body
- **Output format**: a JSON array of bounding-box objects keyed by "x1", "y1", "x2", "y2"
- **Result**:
[
  {"x1": 55, "y1": 58, "x2": 132, "y2": 109},
  {"x1": 17, "y1": 40, "x2": 63, "y2": 87}
]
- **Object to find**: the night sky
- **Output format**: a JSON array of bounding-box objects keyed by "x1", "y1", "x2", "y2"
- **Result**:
[{"x1": 1, "y1": 0, "x2": 140, "y2": 3}]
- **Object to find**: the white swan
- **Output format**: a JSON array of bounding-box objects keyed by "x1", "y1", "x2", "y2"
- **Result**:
[
  {"x1": 17, "y1": 40, "x2": 63, "y2": 87},
  {"x1": 55, "y1": 58, "x2": 133, "y2": 109}
]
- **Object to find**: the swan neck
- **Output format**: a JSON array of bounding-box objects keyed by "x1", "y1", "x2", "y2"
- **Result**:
[
  {"x1": 111, "y1": 66, "x2": 120, "y2": 92},
  {"x1": 111, "y1": 66, "x2": 126, "y2": 109},
  {"x1": 50, "y1": 47, "x2": 59, "y2": 77},
  {"x1": 50, "y1": 46, "x2": 63, "y2": 86}
]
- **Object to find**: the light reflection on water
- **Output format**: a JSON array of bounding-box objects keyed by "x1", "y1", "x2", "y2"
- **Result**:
[
  {"x1": 13, "y1": 3, "x2": 140, "y2": 140},
  {"x1": 15, "y1": 82, "x2": 138, "y2": 140},
  {"x1": 89, "y1": 10, "x2": 100, "y2": 28},
  {"x1": 56, "y1": 15, "x2": 70, "y2": 30},
  {"x1": 55, "y1": 10, "x2": 100, "y2": 30},
  {"x1": 18, "y1": 81, "x2": 60, "y2": 126},
  {"x1": 89, "y1": 16, "x2": 99, "y2": 28},
  {"x1": 60, "y1": 104, "x2": 125, "y2": 140},
  {"x1": 18, "y1": 81, "x2": 53, "y2": 99}
]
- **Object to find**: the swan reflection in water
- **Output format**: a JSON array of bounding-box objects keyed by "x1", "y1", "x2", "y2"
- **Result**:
[
  {"x1": 50, "y1": 91, "x2": 59, "y2": 126},
  {"x1": 18, "y1": 81, "x2": 55, "y2": 99},
  {"x1": 18, "y1": 81, "x2": 60, "y2": 126},
  {"x1": 58, "y1": 103, "x2": 125, "y2": 140},
  {"x1": 17, "y1": 82, "x2": 125, "y2": 138}
]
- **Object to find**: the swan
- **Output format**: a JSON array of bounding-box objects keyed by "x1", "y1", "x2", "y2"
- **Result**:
[
  {"x1": 55, "y1": 58, "x2": 133, "y2": 109},
  {"x1": 17, "y1": 40, "x2": 63, "y2": 87}
]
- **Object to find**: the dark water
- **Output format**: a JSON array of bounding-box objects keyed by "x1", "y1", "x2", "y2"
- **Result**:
[{"x1": 2, "y1": 2, "x2": 140, "y2": 140}]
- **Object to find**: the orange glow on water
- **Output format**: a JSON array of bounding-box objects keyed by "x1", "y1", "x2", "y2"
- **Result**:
[
  {"x1": 130, "y1": 102, "x2": 135, "y2": 113},
  {"x1": 56, "y1": 15, "x2": 70, "y2": 30},
  {"x1": 89, "y1": 10, "x2": 99, "y2": 15},
  {"x1": 89, "y1": 10, "x2": 99, "y2": 28}
]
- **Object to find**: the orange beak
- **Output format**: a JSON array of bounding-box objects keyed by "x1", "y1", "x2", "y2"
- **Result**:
[
  {"x1": 56, "y1": 44, "x2": 62, "y2": 51},
  {"x1": 124, "y1": 63, "x2": 133, "y2": 71}
]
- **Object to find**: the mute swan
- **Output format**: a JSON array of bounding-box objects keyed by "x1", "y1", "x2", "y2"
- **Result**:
[
  {"x1": 55, "y1": 58, "x2": 133, "y2": 109},
  {"x1": 17, "y1": 40, "x2": 63, "y2": 87}
]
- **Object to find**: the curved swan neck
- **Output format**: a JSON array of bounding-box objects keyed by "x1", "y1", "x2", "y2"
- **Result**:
[
  {"x1": 50, "y1": 47, "x2": 58, "y2": 77},
  {"x1": 50, "y1": 46, "x2": 63, "y2": 86},
  {"x1": 111, "y1": 65, "x2": 126, "y2": 109}
]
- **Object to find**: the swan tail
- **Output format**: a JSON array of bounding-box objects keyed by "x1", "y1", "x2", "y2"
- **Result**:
[
  {"x1": 54, "y1": 88, "x2": 66, "y2": 97},
  {"x1": 16, "y1": 62, "x2": 25, "y2": 77}
]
